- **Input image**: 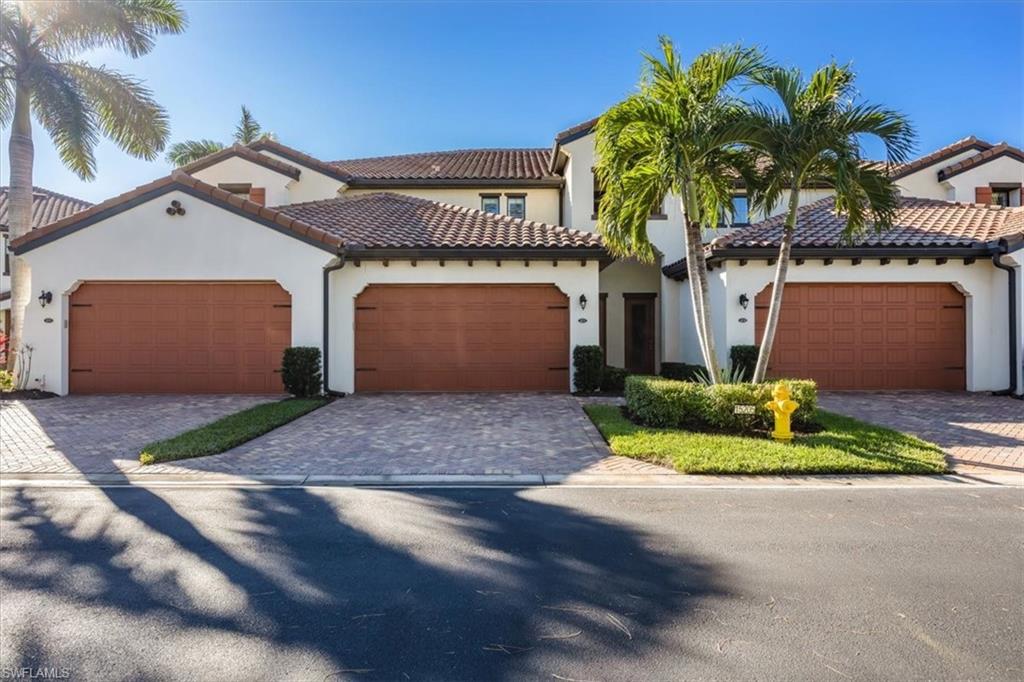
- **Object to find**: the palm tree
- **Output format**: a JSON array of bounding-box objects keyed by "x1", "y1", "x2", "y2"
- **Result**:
[
  {"x1": 0, "y1": 0, "x2": 186, "y2": 372},
  {"x1": 594, "y1": 36, "x2": 765, "y2": 382},
  {"x1": 166, "y1": 105, "x2": 274, "y2": 166},
  {"x1": 746, "y1": 64, "x2": 915, "y2": 383}
]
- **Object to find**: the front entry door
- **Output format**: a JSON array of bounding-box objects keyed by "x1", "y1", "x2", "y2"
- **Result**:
[{"x1": 624, "y1": 294, "x2": 656, "y2": 375}]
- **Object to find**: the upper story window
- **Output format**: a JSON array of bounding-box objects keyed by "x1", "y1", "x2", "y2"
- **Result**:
[
  {"x1": 719, "y1": 194, "x2": 750, "y2": 226},
  {"x1": 506, "y1": 195, "x2": 526, "y2": 220},
  {"x1": 991, "y1": 185, "x2": 1021, "y2": 207},
  {"x1": 592, "y1": 172, "x2": 605, "y2": 219},
  {"x1": 480, "y1": 194, "x2": 500, "y2": 214}
]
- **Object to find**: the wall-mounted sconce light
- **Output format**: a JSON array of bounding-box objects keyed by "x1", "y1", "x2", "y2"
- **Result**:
[
  {"x1": 579, "y1": 294, "x2": 588, "y2": 310},
  {"x1": 738, "y1": 293, "x2": 749, "y2": 309},
  {"x1": 165, "y1": 199, "x2": 185, "y2": 216},
  {"x1": 38, "y1": 290, "x2": 52, "y2": 307}
]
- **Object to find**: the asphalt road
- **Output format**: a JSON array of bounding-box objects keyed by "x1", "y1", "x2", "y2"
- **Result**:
[{"x1": 1, "y1": 484, "x2": 1021, "y2": 681}]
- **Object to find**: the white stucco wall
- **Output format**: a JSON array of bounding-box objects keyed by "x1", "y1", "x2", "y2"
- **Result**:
[
  {"x1": 190, "y1": 157, "x2": 295, "y2": 207},
  {"x1": 719, "y1": 259, "x2": 1014, "y2": 392},
  {"x1": 345, "y1": 187, "x2": 560, "y2": 224},
  {"x1": 943, "y1": 156, "x2": 1024, "y2": 203},
  {"x1": 328, "y1": 260, "x2": 600, "y2": 393},
  {"x1": 598, "y1": 258, "x2": 662, "y2": 369},
  {"x1": 257, "y1": 151, "x2": 347, "y2": 204},
  {"x1": 17, "y1": 189, "x2": 334, "y2": 395},
  {"x1": 895, "y1": 150, "x2": 979, "y2": 200}
]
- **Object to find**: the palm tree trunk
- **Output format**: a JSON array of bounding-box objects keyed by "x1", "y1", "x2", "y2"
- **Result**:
[
  {"x1": 752, "y1": 187, "x2": 801, "y2": 383},
  {"x1": 7, "y1": 82, "x2": 34, "y2": 373},
  {"x1": 680, "y1": 189, "x2": 722, "y2": 382}
]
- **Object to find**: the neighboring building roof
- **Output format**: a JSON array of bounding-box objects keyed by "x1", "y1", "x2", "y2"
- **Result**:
[
  {"x1": 937, "y1": 142, "x2": 1024, "y2": 181},
  {"x1": 891, "y1": 136, "x2": 993, "y2": 179},
  {"x1": 662, "y1": 196, "x2": 1024, "y2": 278},
  {"x1": 179, "y1": 143, "x2": 302, "y2": 180},
  {"x1": 717, "y1": 196, "x2": 1023, "y2": 249},
  {"x1": 0, "y1": 186, "x2": 92, "y2": 232},
  {"x1": 328, "y1": 149, "x2": 561, "y2": 187},
  {"x1": 273, "y1": 192, "x2": 604, "y2": 252},
  {"x1": 10, "y1": 171, "x2": 344, "y2": 254}
]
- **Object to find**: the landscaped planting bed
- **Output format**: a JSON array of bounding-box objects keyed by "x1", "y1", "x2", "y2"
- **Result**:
[
  {"x1": 139, "y1": 397, "x2": 328, "y2": 465},
  {"x1": 583, "y1": 376, "x2": 947, "y2": 475}
]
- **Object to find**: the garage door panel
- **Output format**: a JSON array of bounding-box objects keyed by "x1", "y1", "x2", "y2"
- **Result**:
[
  {"x1": 355, "y1": 284, "x2": 569, "y2": 392},
  {"x1": 755, "y1": 283, "x2": 965, "y2": 390},
  {"x1": 70, "y1": 282, "x2": 290, "y2": 394}
]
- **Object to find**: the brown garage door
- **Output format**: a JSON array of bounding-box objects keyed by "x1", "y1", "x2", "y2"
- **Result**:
[
  {"x1": 70, "y1": 281, "x2": 291, "y2": 393},
  {"x1": 755, "y1": 283, "x2": 965, "y2": 390},
  {"x1": 355, "y1": 284, "x2": 569, "y2": 392}
]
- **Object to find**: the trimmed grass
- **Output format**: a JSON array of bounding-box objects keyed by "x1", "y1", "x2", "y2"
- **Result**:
[
  {"x1": 140, "y1": 398, "x2": 328, "y2": 465},
  {"x1": 584, "y1": 404, "x2": 948, "y2": 475}
]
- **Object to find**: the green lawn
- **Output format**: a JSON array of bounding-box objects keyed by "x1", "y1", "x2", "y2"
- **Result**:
[
  {"x1": 140, "y1": 398, "x2": 328, "y2": 465},
  {"x1": 584, "y1": 404, "x2": 948, "y2": 475}
]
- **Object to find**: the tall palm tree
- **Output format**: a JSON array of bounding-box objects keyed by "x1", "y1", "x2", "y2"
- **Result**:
[
  {"x1": 166, "y1": 105, "x2": 275, "y2": 166},
  {"x1": 0, "y1": 0, "x2": 186, "y2": 373},
  {"x1": 746, "y1": 64, "x2": 915, "y2": 383},
  {"x1": 594, "y1": 36, "x2": 765, "y2": 382}
]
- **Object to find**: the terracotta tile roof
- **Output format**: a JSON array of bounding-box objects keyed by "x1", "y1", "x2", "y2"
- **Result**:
[
  {"x1": 179, "y1": 143, "x2": 302, "y2": 179},
  {"x1": 249, "y1": 138, "x2": 352, "y2": 182},
  {"x1": 328, "y1": 149, "x2": 560, "y2": 185},
  {"x1": 554, "y1": 117, "x2": 599, "y2": 144},
  {"x1": 891, "y1": 136, "x2": 993, "y2": 179},
  {"x1": 273, "y1": 192, "x2": 604, "y2": 251},
  {"x1": 937, "y1": 142, "x2": 1024, "y2": 180},
  {"x1": 714, "y1": 196, "x2": 1024, "y2": 250},
  {"x1": 10, "y1": 171, "x2": 343, "y2": 254},
  {"x1": 0, "y1": 186, "x2": 91, "y2": 232}
]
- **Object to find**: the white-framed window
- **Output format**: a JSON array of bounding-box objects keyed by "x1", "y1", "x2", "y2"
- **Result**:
[
  {"x1": 506, "y1": 195, "x2": 526, "y2": 219},
  {"x1": 481, "y1": 194, "x2": 500, "y2": 214}
]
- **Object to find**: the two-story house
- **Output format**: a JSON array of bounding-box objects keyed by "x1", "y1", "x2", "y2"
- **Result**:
[{"x1": 8, "y1": 128, "x2": 1023, "y2": 396}]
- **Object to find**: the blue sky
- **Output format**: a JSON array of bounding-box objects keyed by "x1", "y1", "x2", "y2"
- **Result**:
[{"x1": 4, "y1": 0, "x2": 1022, "y2": 203}]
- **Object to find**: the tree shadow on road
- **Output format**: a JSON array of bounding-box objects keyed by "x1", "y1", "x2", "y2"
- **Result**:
[{"x1": 1, "y1": 485, "x2": 724, "y2": 680}]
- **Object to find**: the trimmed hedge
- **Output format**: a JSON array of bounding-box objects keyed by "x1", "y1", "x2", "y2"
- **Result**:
[
  {"x1": 625, "y1": 375, "x2": 818, "y2": 433},
  {"x1": 600, "y1": 366, "x2": 629, "y2": 393},
  {"x1": 659, "y1": 362, "x2": 706, "y2": 382},
  {"x1": 573, "y1": 345, "x2": 604, "y2": 393},
  {"x1": 282, "y1": 347, "x2": 322, "y2": 397},
  {"x1": 729, "y1": 345, "x2": 759, "y2": 380}
]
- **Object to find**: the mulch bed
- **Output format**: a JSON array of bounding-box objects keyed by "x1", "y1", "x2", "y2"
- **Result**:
[{"x1": 0, "y1": 389, "x2": 59, "y2": 401}]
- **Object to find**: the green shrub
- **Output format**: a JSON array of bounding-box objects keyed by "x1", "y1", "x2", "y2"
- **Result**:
[
  {"x1": 659, "y1": 362, "x2": 705, "y2": 382},
  {"x1": 600, "y1": 366, "x2": 629, "y2": 393},
  {"x1": 624, "y1": 375, "x2": 818, "y2": 433},
  {"x1": 281, "y1": 347, "x2": 322, "y2": 397},
  {"x1": 573, "y1": 345, "x2": 604, "y2": 393},
  {"x1": 625, "y1": 375, "x2": 708, "y2": 428},
  {"x1": 0, "y1": 369, "x2": 13, "y2": 392},
  {"x1": 729, "y1": 345, "x2": 759, "y2": 380}
]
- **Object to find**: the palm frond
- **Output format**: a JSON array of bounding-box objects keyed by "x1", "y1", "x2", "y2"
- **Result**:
[
  {"x1": 26, "y1": 60, "x2": 98, "y2": 179},
  {"x1": 0, "y1": 76, "x2": 12, "y2": 128},
  {"x1": 234, "y1": 105, "x2": 263, "y2": 144},
  {"x1": 165, "y1": 139, "x2": 226, "y2": 166},
  {"x1": 34, "y1": 0, "x2": 187, "y2": 59},
  {"x1": 838, "y1": 103, "x2": 916, "y2": 165},
  {"x1": 63, "y1": 62, "x2": 169, "y2": 159}
]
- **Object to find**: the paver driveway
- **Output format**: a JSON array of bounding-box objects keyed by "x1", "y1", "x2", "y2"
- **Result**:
[
  {"x1": 820, "y1": 391, "x2": 1024, "y2": 474},
  {"x1": 1, "y1": 393, "x2": 667, "y2": 477}
]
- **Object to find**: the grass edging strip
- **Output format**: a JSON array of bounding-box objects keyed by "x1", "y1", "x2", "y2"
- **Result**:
[
  {"x1": 140, "y1": 398, "x2": 328, "y2": 465},
  {"x1": 583, "y1": 404, "x2": 948, "y2": 475}
]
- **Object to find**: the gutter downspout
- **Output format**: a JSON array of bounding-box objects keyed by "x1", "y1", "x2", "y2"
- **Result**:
[
  {"x1": 990, "y1": 239, "x2": 1020, "y2": 398},
  {"x1": 322, "y1": 249, "x2": 348, "y2": 397}
]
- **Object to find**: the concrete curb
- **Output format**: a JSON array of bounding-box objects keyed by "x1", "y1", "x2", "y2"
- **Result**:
[{"x1": 1, "y1": 471, "x2": 1020, "y2": 489}]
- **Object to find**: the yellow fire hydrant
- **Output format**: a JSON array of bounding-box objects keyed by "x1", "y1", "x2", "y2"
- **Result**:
[{"x1": 765, "y1": 383, "x2": 799, "y2": 442}]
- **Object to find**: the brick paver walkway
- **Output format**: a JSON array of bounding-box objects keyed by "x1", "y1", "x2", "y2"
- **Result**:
[
  {"x1": 820, "y1": 392, "x2": 1024, "y2": 474},
  {"x1": 0, "y1": 393, "x2": 670, "y2": 477},
  {"x1": 0, "y1": 395, "x2": 274, "y2": 474}
]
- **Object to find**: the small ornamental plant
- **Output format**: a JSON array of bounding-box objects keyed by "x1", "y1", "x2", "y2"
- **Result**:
[{"x1": 281, "y1": 347, "x2": 323, "y2": 397}]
